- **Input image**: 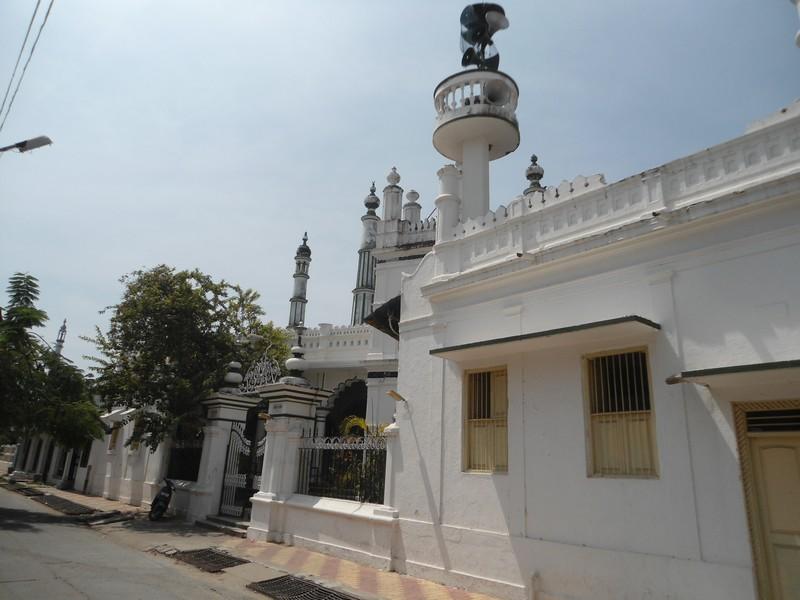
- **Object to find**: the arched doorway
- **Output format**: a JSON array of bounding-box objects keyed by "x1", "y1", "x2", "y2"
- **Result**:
[{"x1": 324, "y1": 378, "x2": 367, "y2": 436}]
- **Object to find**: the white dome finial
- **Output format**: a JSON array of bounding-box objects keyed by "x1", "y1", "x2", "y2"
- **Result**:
[{"x1": 387, "y1": 166, "x2": 401, "y2": 186}]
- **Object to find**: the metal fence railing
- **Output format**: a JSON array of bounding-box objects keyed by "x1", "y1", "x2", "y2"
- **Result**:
[{"x1": 296, "y1": 436, "x2": 386, "y2": 504}]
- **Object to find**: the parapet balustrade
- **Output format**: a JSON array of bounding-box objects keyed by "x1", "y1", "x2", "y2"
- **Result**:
[
  {"x1": 434, "y1": 70, "x2": 519, "y2": 129},
  {"x1": 301, "y1": 324, "x2": 372, "y2": 352},
  {"x1": 435, "y1": 110, "x2": 800, "y2": 275}
]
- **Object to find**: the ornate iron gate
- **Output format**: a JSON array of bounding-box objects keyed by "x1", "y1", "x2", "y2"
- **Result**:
[{"x1": 219, "y1": 422, "x2": 267, "y2": 518}]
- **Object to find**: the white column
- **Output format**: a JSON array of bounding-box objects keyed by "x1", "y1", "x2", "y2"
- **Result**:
[
  {"x1": 259, "y1": 418, "x2": 289, "y2": 499},
  {"x1": 250, "y1": 416, "x2": 297, "y2": 544},
  {"x1": 461, "y1": 137, "x2": 490, "y2": 220},
  {"x1": 434, "y1": 164, "x2": 461, "y2": 243},
  {"x1": 185, "y1": 421, "x2": 229, "y2": 520},
  {"x1": 382, "y1": 424, "x2": 399, "y2": 508}
]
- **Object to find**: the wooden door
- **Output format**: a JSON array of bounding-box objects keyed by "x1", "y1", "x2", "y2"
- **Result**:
[{"x1": 750, "y1": 434, "x2": 800, "y2": 599}]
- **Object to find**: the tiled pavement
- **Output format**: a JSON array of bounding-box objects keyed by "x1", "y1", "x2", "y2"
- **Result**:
[
  {"x1": 7, "y1": 483, "x2": 501, "y2": 600},
  {"x1": 223, "y1": 538, "x2": 497, "y2": 600}
]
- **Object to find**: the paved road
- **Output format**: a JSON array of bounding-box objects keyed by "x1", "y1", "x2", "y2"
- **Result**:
[{"x1": 0, "y1": 487, "x2": 262, "y2": 599}]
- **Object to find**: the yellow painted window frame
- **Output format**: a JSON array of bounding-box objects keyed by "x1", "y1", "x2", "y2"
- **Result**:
[
  {"x1": 582, "y1": 346, "x2": 659, "y2": 478},
  {"x1": 462, "y1": 365, "x2": 509, "y2": 473}
]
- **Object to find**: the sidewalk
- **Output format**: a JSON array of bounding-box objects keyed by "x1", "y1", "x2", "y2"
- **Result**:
[{"x1": 8, "y1": 482, "x2": 502, "y2": 600}]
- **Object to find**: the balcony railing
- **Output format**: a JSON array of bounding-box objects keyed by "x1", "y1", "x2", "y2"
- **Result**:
[
  {"x1": 296, "y1": 436, "x2": 386, "y2": 504},
  {"x1": 434, "y1": 70, "x2": 519, "y2": 128}
]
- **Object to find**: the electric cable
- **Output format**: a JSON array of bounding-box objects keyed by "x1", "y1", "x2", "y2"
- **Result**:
[
  {"x1": 0, "y1": 0, "x2": 56, "y2": 135},
  {"x1": 0, "y1": 0, "x2": 41, "y2": 120}
]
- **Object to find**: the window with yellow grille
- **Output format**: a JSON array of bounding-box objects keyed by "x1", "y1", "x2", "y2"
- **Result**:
[
  {"x1": 584, "y1": 349, "x2": 658, "y2": 477},
  {"x1": 464, "y1": 367, "x2": 508, "y2": 472}
]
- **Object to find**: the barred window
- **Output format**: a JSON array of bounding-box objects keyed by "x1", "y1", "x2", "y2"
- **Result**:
[
  {"x1": 585, "y1": 349, "x2": 657, "y2": 477},
  {"x1": 464, "y1": 367, "x2": 508, "y2": 472}
]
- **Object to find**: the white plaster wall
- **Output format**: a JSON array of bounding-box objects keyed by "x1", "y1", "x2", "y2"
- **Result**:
[
  {"x1": 85, "y1": 438, "x2": 108, "y2": 496},
  {"x1": 389, "y1": 201, "x2": 800, "y2": 598},
  {"x1": 249, "y1": 496, "x2": 396, "y2": 569},
  {"x1": 375, "y1": 260, "x2": 415, "y2": 306},
  {"x1": 673, "y1": 238, "x2": 800, "y2": 370},
  {"x1": 366, "y1": 376, "x2": 398, "y2": 427},
  {"x1": 95, "y1": 421, "x2": 168, "y2": 509}
]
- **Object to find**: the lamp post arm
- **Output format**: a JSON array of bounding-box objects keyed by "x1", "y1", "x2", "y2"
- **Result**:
[{"x1": 0, "y1": 135, "x2": 52, "y2": 153}]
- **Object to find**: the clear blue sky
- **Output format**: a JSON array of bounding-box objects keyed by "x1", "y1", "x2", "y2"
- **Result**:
[{"x1": 1, "y1": 0, "x2": 798, "y2": 370}]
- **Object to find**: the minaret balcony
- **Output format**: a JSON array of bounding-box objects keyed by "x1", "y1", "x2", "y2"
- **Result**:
[{"x1": 433, "y1": 69, "x2": 520, "y2": 162}]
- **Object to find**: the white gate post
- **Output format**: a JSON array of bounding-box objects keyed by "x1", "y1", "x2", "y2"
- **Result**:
[{"x1": 248, "y1": 382, "x2": 328, "y2": 543}]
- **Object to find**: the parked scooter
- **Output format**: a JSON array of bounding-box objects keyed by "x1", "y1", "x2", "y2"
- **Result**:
[{"x1": 148, "y1": 478, "x2": 175, "y2": 521}]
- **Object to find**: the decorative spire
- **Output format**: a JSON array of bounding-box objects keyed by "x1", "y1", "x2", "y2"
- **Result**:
[
  {"x1": 387, "y1": 166, "x2": 401, "y2": 186},
  {"x1": 296, "y1": 232, "x2": 311, "y2": 258},
  {"x1": 54, "y1": 319, "x2": 67, "y2": 356},
  {"x1": 220, "y1": 361, "x2": 243, "y2": 393},
  {"x1": 280, "y1": 332, "x2": 310, "y2": 387},
  {"x1": 364, "y1": 182, "x2": 380, "y2": 213},
  {"x1": 524, "y1": 154, "x2": 545, "y2": 195}
]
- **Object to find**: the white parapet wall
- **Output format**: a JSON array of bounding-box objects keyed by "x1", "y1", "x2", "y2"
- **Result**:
[{"x1": 249, "y1": 495, "x2": 399, "y2": 569}]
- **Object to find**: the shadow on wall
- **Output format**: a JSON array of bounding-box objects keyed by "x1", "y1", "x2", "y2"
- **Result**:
[{"x1": 325, "y1": 378, "x2": 367, "y2": 435}]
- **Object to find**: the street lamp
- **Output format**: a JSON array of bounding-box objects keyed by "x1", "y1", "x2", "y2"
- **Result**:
[{"x1": 0, "y1": 135, "x2": 52, "y2": 154}]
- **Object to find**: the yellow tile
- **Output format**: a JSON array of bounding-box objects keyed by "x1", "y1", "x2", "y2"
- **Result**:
[
  {"x1": 375, "y1": 572, "x2": 407, "y2": 600},
  {"x1": 335, "y1": 561, "x2": 362, "y2": 590},
  {"x1": 267, "y1": 546, "x2": 297, "y2": 566},
  {"x1": 299, "y1": 551, "x2": 327, "y2": 576}
]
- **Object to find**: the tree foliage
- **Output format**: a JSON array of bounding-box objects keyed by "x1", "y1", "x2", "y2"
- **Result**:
[
  {"x1": 0, "y1": 273, "x2": 104, "y2": 447},
  {"x1": 86, "y1": 265, "x2": 289, "y2": 451}
]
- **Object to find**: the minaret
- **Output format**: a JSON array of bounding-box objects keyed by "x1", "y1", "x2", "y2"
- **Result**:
[
  {"x1": 432, "y1": 4, "x2": 519, "y2": 230},
  {"x1": 53, "y1": 319, "x2": 67, "y2": 356},
  {"x1": 288, "y1": 233, "x2": 311, "y2": 330},
  {"x1": 351, "y1": 183, "x2": 379, "y2": 325}
]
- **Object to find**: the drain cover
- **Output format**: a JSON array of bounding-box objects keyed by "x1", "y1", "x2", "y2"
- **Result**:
[
  {"x1": 248, "y1": 575, "x2": 361, "y2": 600},
  {"x1": 31, "y1": 494, "x2": 94, "y2": 515},
  {"x1": 18, "y1": 487, "x2": 45, "y2": 496},
  {"x1": 173, "y1": 548, "x2": 249, "y2": 572}
]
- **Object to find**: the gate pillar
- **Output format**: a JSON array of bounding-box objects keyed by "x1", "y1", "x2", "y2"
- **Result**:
[
  {"x1": 186, "y1": 391, "x2": 259, "y2": 521},
  {"x1": 248, "y1": 383, "x2": 329, "y2": 543}
]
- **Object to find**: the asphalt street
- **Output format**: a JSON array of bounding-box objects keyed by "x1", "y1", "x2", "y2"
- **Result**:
[{"x1": 0, "y1": 487, "x2": 264, "y2": 599}]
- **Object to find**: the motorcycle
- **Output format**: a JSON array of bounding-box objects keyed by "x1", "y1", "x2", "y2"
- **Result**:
[{"x1": 148, "y1": 478, "x2": 175, "y2": 521}]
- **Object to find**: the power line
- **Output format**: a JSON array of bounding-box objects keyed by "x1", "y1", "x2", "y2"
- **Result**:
[
  {"x1": 0, "y1": 0, "x2": 56, "y2": 136},
  {"x1": 0, "y1": 0, "x2": 41, "y2": 119}
]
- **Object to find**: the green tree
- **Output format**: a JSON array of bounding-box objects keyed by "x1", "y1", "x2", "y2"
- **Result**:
[
  {"x1": 86, "y1": 265, "x2": 289, "y2": 451},
  {"x1": 0, "y1": 273, "x2": 103, "y2": 446}
]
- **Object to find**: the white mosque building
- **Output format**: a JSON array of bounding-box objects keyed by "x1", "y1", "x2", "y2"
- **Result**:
[
  {"x1": 247, "y1": 6, "x2": 800, "y2": 600},
  {"x1": 10, "y1": 5, "x2": 799, "y2": 600}
]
